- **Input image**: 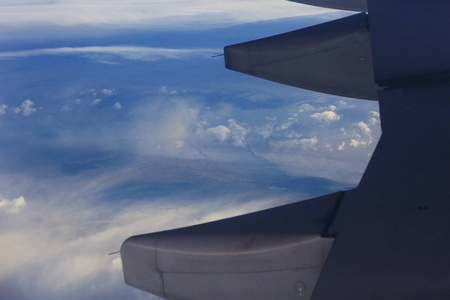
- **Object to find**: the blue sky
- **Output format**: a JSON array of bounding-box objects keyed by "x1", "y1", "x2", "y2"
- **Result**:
[{"x1": 0, "y1": 1, "x2": 380, "y2": 299}]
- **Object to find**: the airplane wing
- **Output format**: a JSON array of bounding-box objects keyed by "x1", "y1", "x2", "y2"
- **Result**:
[
  {"x1": 224, "y1": 13, "x2": 379, "y2": 100},
  {"x1": 121, "y1": 192, "x2": 341, "y2": 299},
  {"x1": 288, "y1": 0, "x2": 367, "y2": 12},
  {"x1": 121, "y1": 0, "x2": 450, "y2": 299}
]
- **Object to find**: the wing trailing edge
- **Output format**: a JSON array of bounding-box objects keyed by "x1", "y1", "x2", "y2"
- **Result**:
[{"x1": 288, "y1": 0, "x2": 367, "y2": 12}]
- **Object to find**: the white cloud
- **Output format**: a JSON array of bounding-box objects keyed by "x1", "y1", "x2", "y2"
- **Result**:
[
  {"x1": 101, "y1": 89, "x2": 114, "y2": 96},
  {"x1": 368, "y1": 111, "x2": 380, "y2": 126},
  {"x1": 0, "y1": 195, "x2": 26, "y2": 214},
  {"x1": 0, "y1": 189, "x2": 286, "y2": 300},
  {"x1": 369, "y1": 117, "x2": 380, "y2": 126},
  {"x1": 0, "y1": 0, "x2": 336, "y2": 28},
  {"x1": 160, "y1": 85, "x2": 178, "y2": 94},
  {"x1": 335, "y1": 100, "x2": 355, "y2": 110},
  {"x1": 256, "y1": 123, "x2": 274, "y2": 139},
  {"x1": 299, "y1": 137, "x2": 318, "y2": 149},
  {"x1": 310, "y1": 110, "x2": 341, "y2": 122},
  {"x1": 205, "y1": 119, "x2": 248, "y2": 147},
  {"x1": 206, "y1": 125, "x2": 230, "y2": 142},
  {"x1": 369, "y1": 111, "x2": 380, "y2": 118},
  {"x1": 273, "y1": 137, "x2": 318, "y2": 150},
  {"x1": 278, "y1": 116, "x2": 298, "y2": 131},
  {"x1": 357, "y1": 121, "x2": 371, "y2": 135},
  {"x1": 133, "y1": 99, "x2": 201, "y2": 156},
  {"x1": 338, "y1": 141, "x2": 345, "y2": 151},
  {"x1": 351, "y1": 121, "x2": 373, "y2": 146},
  {"x1": 228, "y1": 119, "x2": 248, "y2": 147},
  {"x1": 61, "y1": 105, "x2": 70, "y2": 112},
  {"x1": 0, "y1": 46, "x2": 219, "y2": 62},
  {"x1": 298, "y1": 103, "x2": 314, "y2": 112},
  {"x1": 113, "y1": 102, "x2": 122, "y2": 110},
  {"x1": 12, "y1": 99, "x2": 37, "y2": 116},
  {"x1": 90, "y1": 98, "x2": 102, "y2": 106},
  {"x1": 0, "y1": 104, "x2": 7, "y2": 115},
  {"x1": 350, "y1": 138, "x2": 366, "y2": 147},
  {"x1": 349, "y1": 121, "x2": 373, "y2": 148}
]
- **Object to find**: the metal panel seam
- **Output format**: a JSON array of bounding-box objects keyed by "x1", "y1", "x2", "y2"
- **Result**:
[{"x1": 250, "y1": 31, "x2": 370, "y2": 69}]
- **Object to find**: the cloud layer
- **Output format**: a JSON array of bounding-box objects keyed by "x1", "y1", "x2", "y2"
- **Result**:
[
  {"x1": 0, "y1": 0, "x2": 334, "y2": 27},
  {"x1": 0, "y1": 5, "x2": 379, "y2": 300},
  {"x1": 0, "y1": 46, "x2": 218, "y2": 62}
]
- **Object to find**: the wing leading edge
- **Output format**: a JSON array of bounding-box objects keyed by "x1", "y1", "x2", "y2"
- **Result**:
[{"x1": 121, "y1": 192, "x2": 341, "y2": 299}]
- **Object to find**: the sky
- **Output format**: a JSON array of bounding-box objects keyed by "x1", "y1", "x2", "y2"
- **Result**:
[{"x1": 0, "y1": 1, "x2": 380, "y2": 299}]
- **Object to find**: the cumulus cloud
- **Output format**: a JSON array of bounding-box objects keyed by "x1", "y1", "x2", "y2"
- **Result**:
[
  {"x1": 204, "y1": 119, "x2": 248, "y2": 147},
  {"x1": 370, "y1": 111, "x2": 380, "y2": 118},
  {"x1": 0, "y1": 195, "x2": 26, "y2": 214},
  {"x1": 299, "y1": 137, "x2": 318, "y2": 149},
  {"x1": 336, "y1": 100, "x2": 355, "y2": 109},
  {"x1": 349, "y1": 121, "x2": 373, "y2": 148},
  {"x1": 310, "y1": 110, "x2": 341, "y2": 122},
  {"x1": 298, "y1": 103, "x2": 314, "y2": 112},
  {"x1": 113, "y1": 102, "x2": 122, "y2": 110},
  {"x1": 12, "y1": 99, "x2": 37, "y2": 116},
  {"x1": 227, "y1": 119, "x2": 248, "y2": 147},
  {"x1": 0, "y1": 104, "x2": 7, "y2": 115},
  {"x1": 256, "y1": 123, "x2": 274, "y2": 139},
  {"x1": 279, "y1": 116, "x2": 297, "y2": 131},
  {"x1": 61, "y1": 105, "x2": 70, "y2": 112},
  {"x1": 160, "y1": 86, "x2": 168, "y2": 93},
  {"x1": 160, "y1": 86, "x2": 178, "y2": 94},
  {"x1": 369, "y1": 117, "x2": 380, "y2": 126},
  {"x1": 90, "y1": 98, "x2": 102, "y2": 106},
  {"x1": 101, "y1": 89, "x2": 114, "y2": 96},
  {"x1": 357, "y1": 121, "x2": 371, "y2": 135},
  {"x1": 368, "y1": 111, "x2": 380, "y2": 126},
  {"x1": 206, "y1": 125, "x2": 230, "y2": 142},
  {"x1": 350, "y1": 138, "x2": 366, "y2": 148}
]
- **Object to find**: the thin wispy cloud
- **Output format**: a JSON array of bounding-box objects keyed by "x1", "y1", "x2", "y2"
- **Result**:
[
  {"x1": 0, "y1": 46, "x2": 218, "y2": 62},
  {"x1": 0, "y1": 173, "x2": 295, "y2": 300},
  {"x1": 0, "y1": 0, "x2": 335, "y2": 27}
]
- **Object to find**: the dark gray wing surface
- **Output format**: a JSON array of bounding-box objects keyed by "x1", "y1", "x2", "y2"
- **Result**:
[
  {"x1": 225, "y1": 13, "x2": 380, "y2": 100},
  {"x1": 288, "y1": 0, "x2": 367, "y2": 12},
  {"x1": 121, "y1": 192, "x2": 342, "y2": 300}
]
